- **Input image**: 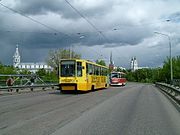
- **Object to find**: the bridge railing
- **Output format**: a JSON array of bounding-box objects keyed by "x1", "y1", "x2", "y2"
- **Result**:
[
  {"x1": 155, "y1": 82, "x2": 180, "y2": 104},
  {"x1": 173, "y1": 79, "x2": 180, "y2": 87},
  {"x1": 0, "y1": 83, "x2": 59, "y2": 94}
]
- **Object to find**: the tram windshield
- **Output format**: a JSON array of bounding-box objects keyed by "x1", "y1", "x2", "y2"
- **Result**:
[
  {"x1": 111, "y1": 73, "x2": 120, "y2": 78},
  {"x1": 60, "y1": 61, "x2": 75, "y2": 77},
  {"x1": 110, "y1": 72, "x2": 125, "y2": 78}
]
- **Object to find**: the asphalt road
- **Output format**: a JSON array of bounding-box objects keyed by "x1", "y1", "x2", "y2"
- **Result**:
[{"x1": 0, "y1": 83, "x2": 179, "y2": 135}]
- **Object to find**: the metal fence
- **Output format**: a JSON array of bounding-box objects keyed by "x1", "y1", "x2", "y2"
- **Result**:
[{"x1": 0, "y1": 83, "x2": 59, "y2": 93}]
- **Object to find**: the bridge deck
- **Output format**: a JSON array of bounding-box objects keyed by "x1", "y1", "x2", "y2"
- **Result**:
[{"x1": 0, "y1": 83, "x2": 179, "y2": 135}]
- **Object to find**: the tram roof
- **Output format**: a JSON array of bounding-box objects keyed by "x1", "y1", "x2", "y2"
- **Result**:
[{"x1": 60, "y1": 59, "x2": 108, "y2": 68}]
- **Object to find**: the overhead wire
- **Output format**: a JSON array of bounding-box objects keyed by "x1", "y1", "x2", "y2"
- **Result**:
[
  {"x1": 0, "y1": 2, "x2": 70, "y2": 38},
  {"x1": 64, "y1": 0, "x2": 111, "y2": 62},
  {"x1": 0, "y1": 1, "x2": 110, "y2": 63},
  {"x1": 111, "y1": 20, "x2": 171, "y2": 32},
  {"x1": 0, "y1": 29, "x2": 59, "y2": 35},
  {"x1": 64, "y1": 0, "x2": 111, "y2": 43}
]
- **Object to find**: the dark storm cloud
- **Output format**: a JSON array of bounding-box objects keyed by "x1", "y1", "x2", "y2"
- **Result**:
[
  {"x1": 103, "y1": 24, "x2": 154, "y2": 47},
  {"x1": 14, "y1": 0, "x2": 112, "y2": 19},
  {"x1": 1, "y1": 0, "x2": 155, "y2": 47},
  {"x1": 14, "y1": 0, "x2": 78, "y2": 19},
  {"x1": 168, "y1": 11, "x2": 180, "y2": 23},
  {"x1": 0, "y1": 30, "x2": 75, "y2": 49},
  {"x1": 0, "y1": 0, "x2": 180, "y2": 67},
  {"x1": 0, "y1": 29, "x2": 108, "y2": 49}
]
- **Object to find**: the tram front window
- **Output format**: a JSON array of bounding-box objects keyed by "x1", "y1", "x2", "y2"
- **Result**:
[
  {"x1": 61, "y1": 61, "x2": 75, "y2": 77},
  {"x1": 111, "y1": 73, "x2": 120, "y2": 78}
]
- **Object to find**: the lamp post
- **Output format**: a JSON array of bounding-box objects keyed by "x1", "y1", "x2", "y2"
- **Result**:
[{"x1": 154, "y1": 32, "x2": 173, "y2": 83}]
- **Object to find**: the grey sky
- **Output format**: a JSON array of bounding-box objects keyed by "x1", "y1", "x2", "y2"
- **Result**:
[{"x1": 0, "y1": 0, "x2": 180, "y2": 68}]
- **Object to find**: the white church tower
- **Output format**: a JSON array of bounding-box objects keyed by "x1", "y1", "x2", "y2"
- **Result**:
[
  {"x1": 130, "y1": 57, "x2": 134, "y2": 70},
  {"x1": 13, "y1": 44, "x2": 21, "y2": 68},
  {"x1": 133, "y1": 57, "x2": 138, "y2": 71},
  {"x1": 130, "y1": 57, "x2": 138, "y2": 72}
]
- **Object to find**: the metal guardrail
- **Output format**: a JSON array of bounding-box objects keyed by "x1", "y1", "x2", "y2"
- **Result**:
[
  {"x1": 173, "y1": 79, "x2": 180, "y2": 87},
  {"x1": 155, "y1": 82, "x2": 180, "y2": 104},
  {"x1": 0, "y1": 83, "x2": 59, "y2": 93}
]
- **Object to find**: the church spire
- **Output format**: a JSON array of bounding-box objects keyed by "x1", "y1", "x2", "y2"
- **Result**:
[
  {"x1": 13, "y1": 44, "x2": 21, "y2": 67},
  {"x1": 110, "y1": 51, "x2": 113, "y2": 65},
  {"x1": 109, "y1": 51, "x2": 114, "y2": 71}
]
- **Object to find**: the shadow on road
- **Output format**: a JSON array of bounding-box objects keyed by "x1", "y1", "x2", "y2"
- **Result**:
[{"x1": 49, "y1": 90, "x2": 89, "y2": 95}]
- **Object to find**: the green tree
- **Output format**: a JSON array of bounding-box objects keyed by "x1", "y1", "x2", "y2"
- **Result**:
[
  {"x1": 95, "y1": 60, "x2": 106, "y2": 66},
  {"x1": 36, "y1": 68, "x2": 58, "y2": 83},
  {"x1": 46, "y1": 49, "x2": 81, "y2": 77},
  {"x1": 126, "y1": 56, "x2": 180, "y2": 83},
  {"x1": 36, "y1": 68, "x2": 46, "y2": 77},
  {"x1": 18, "y1": 69, "x2": 31, "y2": 75},
  {"x1": 0, "y1": 64, "x2": 18, "y2": 85},
  {"x1": 173, "y1": 56, "x2": 180, "y2": 79},
  {"x1": 116, "y1": 67, "x2": 127, "y2": 73},
  {"x1": 161, "y1": 56, "x2": 180, "y2": 82},
  {"x1": 0, "y1": 65, "x2": 17, "y2": 75}
]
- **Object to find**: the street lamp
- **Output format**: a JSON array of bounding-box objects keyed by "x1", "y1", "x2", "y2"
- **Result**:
[{"x1": 154, "y1": 31, "x2": 173, "y2": 83}]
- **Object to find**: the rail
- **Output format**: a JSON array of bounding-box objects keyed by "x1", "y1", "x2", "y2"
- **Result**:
[
  {"x1": 155, "y1": 82, "x2": 180, "y2": 104},
  {"x1": 0, "y1": 83, "x2": 59, "y2": 93}
]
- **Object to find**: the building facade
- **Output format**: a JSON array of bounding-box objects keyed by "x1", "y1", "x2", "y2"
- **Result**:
[{"x1": 13, "y1": 45, "x2": 52, "y2": 73}]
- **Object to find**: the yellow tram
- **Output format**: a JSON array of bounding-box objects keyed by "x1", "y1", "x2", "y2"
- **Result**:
[{"x1": 59, "y1": 59, "x2": 109, "y2": 91}]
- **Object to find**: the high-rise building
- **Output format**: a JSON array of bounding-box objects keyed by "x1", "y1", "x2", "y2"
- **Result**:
[{"x1": 13, "y1": 45, "x2": 52, "y2": 73}]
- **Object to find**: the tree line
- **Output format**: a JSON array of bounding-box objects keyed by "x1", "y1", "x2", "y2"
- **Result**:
[
  {"x1": 0, "y1": 48, "x2": 179, "y2": 85},
  {"x1": 126, "y1": 56, "x2": 180, "y2": 83}
]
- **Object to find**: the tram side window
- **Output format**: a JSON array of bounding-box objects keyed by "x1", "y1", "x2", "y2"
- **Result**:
[
  {"x1": 95, "y1": 66, "x2": 97, "y2": 75},
  {"x1": 103, "y1": 68, "x2": 108, "y2": 76},
  {"x1": 105, "y1": 68, "x2": 108, "y2": 76},
  {"x1": 98, "y1": 67, "x2": 101, "y2": 75},
  {"x1": 86, "y1": 63, "x2": 93, "y2": 75},
  {"x1": 102, "y1": 68, "x2": 107, "y2": 76},
  {"x1": 95, "y1": 66, "x2": 100, "y2": 75},
  {"x1": 89, "y1": 64, "x2": 93, "y2": 75},
  {"x1": 86, "y1": 63, "x2": 88, "y2": 74},
  {"x1": 102, "y1": 68, "x2": 105, "y2": 76},
  {"x1": 77, "y1": 62, "x2": 82, "y2": 77},
  {"x1": 100, "y1": 67, "x2": 102, "y2": 75},
  {"x1": 93, "y1": 65, "x2": 95, "y2": 75},
  {"x1": 97, "y1": 67, "x2": 99, "y2": 75}
]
